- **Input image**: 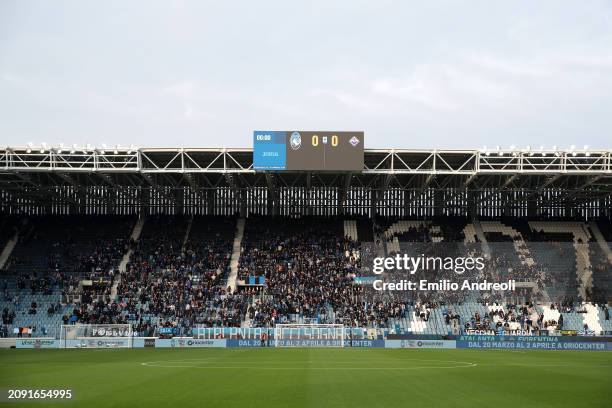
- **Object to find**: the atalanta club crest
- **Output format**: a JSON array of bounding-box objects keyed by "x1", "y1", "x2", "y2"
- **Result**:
[{"x1": 290, "y1": 132, "x2": 302, "y2": 150}]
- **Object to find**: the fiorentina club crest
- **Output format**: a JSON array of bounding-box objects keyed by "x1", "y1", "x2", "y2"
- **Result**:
[{"x1": 349, "y1": 136, "x2": 360, "y2": 147}]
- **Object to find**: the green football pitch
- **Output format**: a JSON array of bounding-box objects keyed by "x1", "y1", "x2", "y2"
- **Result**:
[{"x1": 0, "y1": 348, "x2": 610, "y2": 408}]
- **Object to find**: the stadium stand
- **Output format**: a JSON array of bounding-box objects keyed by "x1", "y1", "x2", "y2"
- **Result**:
[
  {"x1": 0, "y1": 216, "x2": 135, "y2": 337},
  {"x1": 1, "y1": 215, "x2": 610, "y2": 338},
  {"x1": 113, "y1": 215, "x2": 242, "y2": 335},
  {"x1": 238, "y1": 217, "x2": 365, "y2": 326}
]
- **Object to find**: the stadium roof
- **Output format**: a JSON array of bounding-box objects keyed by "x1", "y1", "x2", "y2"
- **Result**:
[
  {"x1": 1, "y1": 146, "x2": 610, "y2": 173},
  {"x1": 1, "y1": 146, "x2": 610, "y2": 217}
]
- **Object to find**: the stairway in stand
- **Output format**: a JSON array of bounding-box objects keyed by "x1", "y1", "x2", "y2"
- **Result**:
[
  {"x1": 112, "y1": 217, "x2": 146, "y2": 300},
  {"x1": 227, "y1": 218, "x2": 245, "y2": 293}
]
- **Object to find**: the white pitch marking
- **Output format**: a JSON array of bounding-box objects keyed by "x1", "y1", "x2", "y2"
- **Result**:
[{"x1": 140, "y1": 358, "x2": 478, "y2": 370}]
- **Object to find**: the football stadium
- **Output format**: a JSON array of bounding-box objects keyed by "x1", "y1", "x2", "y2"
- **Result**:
[
  {"x1": 2, "y1": 1, "x2": 612, "y2": 407},
  {"x1": 0, "y1": 144, "x2": 610, "y2": 407}
]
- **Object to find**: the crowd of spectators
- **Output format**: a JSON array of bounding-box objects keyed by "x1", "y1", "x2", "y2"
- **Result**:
[
  {"x1": 0, "y1": 216, "x2": 610, "y2": 337},
  {"x1": 103, "y1": 216, "x2": 239, "y2": 334},
  {"x1": 239, "y1": 218, "x2": 365, "y2": 327},
  {"x1": 457, "y1": 302, "x2": 551, "y2": 332}
]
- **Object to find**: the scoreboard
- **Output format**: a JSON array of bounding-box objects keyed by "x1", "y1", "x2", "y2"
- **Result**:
[{"x1": 253, "y1": 131, "x2": 364, "y2": 171}]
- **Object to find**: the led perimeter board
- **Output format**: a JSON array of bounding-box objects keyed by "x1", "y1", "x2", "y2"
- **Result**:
[{"x1": 253, "y1": 131, "x2": 364, "y2": 171}]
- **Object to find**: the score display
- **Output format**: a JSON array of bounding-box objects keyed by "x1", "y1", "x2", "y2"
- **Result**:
[{"x1": 253, "y1": 131, "x2": 364, "y2": 171}]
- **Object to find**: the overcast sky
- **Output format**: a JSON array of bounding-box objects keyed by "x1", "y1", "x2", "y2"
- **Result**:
[{"x1": 1, "y1": 0, "x2": 611, "y2": 149}]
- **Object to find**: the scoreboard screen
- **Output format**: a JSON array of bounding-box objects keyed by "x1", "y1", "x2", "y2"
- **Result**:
[{"x1": 253, "y1": 131, "x2": 364, "y2": 171}]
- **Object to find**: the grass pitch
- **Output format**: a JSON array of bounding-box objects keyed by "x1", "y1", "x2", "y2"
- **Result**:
[{"x1": 0, "y1": 348, "x2": 610, "y2": 408}]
